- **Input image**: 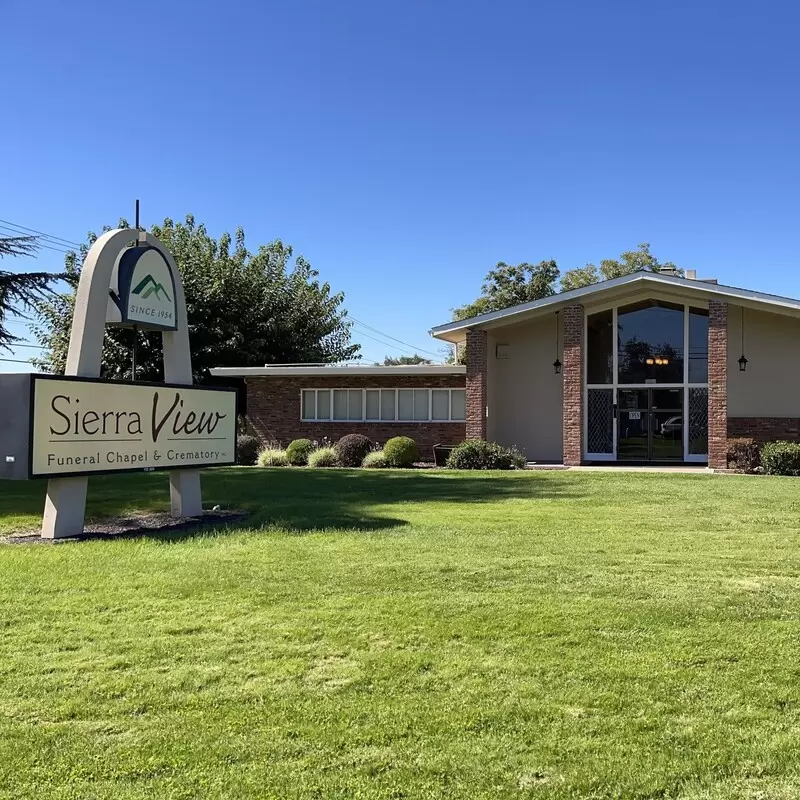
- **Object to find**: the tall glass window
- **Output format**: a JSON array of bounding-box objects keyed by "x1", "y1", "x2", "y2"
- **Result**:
[
  {"x1": 688, "y1": 307, "x2": 709, "y2": 383},
  {"x1": 617, "y1": 300, "x2": 684, "y2": 383},
  {"x1": 587, "y1": 309, "x2": 613, "y2": 384}
]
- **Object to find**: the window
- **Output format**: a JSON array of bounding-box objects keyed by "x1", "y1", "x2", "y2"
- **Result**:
[
  {"x1": 300, "y1": 388, "x2": 466, "y2": 422},
  {"x1": 432, "y1": 389, "x2": 450, "y2": 420},
  {"x1": 617, "y1": 300, "x2": 684, "y2": 384},
  {"x1": 688, "y1": 307, "x2": 709, "y2": 383},
  {"x1": 587, "y1": 309, "x2": 613, "y2": 384}
]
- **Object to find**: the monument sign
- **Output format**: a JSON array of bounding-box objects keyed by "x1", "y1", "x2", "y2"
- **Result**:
[{"x1": 0, "y1": 228, "x2": 237, "y2": 538}]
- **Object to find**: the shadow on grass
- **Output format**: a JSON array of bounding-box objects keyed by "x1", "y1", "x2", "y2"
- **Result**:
[{"x1": 2, "y1": 467, "x2": 578, "y2": 540}]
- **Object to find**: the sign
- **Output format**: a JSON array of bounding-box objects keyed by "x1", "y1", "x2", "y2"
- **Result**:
[
  {"x1": 628, "y1": 411, "x2": 641, "y2": 420},
  {"x1": 111, "y1": 246, "x2": 178, "y2": 330},
  {"x1": 30, "y1": 376, "x2": 236, "y2": 478}
]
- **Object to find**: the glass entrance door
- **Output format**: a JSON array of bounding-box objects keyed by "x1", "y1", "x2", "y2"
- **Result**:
[{"x1": 617, "y1": 389, "x2": 683, "y2": 462}]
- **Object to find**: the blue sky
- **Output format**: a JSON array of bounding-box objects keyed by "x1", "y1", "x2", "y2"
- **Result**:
[{"x1": 2, "y1": 0, "x2": 799, "y2": 370}]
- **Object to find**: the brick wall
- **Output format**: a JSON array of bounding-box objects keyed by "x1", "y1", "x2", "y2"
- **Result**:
[
  {"x1": 466, "y1": 329, "x2": 488, "y2": 440},
  {"x1": 728, "y1": 418, "x2": 800, "y2": 443},
  {"x1": 562, "y1": 305, "x2": 584, "y2": 466},
  {"x1": 708, "y1": 300, "x2": 728, "y2": 469},
  {"x1": 246, "y1": 374, "x2": 466, "y2": 457}
]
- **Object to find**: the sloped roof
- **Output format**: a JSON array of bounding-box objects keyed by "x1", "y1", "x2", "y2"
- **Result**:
[{"x1": 429, "y1": 271, "x2": 800, "y2": 343}]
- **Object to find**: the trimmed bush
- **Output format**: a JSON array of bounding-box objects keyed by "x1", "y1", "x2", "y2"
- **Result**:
[
  {"x1": 727, "y1": 437, "x2": 760, "y2": 473},
  {"x1": 308, "y1": 446, "x2": 338, "y2": 468},
  {"x1": 236, "y1": 434, "x2": 260, "y2": 466},
  {"x1": 760, "y1": 441, "x2": 800, "y2": 476},
  {"x1": 335, "y1": 434, "x2": 373, "y2": 467},
  {"x1": 362, "y1": 450, "x2": 388, "y2": 469},
  {"x1": 286, "y1": 438, "x2": 315, "y2": 466},
  {"x1": 383, "y1": 436, "x2": 418, "y2": 468},
  {"x1": 257, "y1": 446, "x2": 289, "y2": 467},
  {"x1": 446, "y1": 440, "x2": 525, "y2": 470}
]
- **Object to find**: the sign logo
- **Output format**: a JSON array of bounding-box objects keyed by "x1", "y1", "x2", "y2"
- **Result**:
[
  {"x1": 132, "y1": 273, "x2": 172, "y2": 302},
  {"x1": 114, "y1": 246, "x2": 178, "y2": 330}
]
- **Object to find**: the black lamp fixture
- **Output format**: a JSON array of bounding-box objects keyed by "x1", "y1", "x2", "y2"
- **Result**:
[
  {"x1": 738, "y1": 306, "x2": 748, "y2": 371},
  {"x1": 553, "y1": 310, "x2": 562, "y2": 374}
]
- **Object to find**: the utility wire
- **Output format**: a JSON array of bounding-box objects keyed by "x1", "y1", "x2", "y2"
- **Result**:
[
  {"x1": 0, "y1": 218, "x2": 82, "y2": 249},
  {"x1": 349, "y1": 316, "x2": 441, "y2": 358},
  {"x1": 0, "y1": 357, "x2": 32, "y2": 364}
]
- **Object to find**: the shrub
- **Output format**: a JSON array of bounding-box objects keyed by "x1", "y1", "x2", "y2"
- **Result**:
[
  {"x1": 760, "y1": 441, "x2": 800, "y2": 476},
  {"x1": 257, "y1": 446, "x2": 289, "y2": 467},
  {"x1": 286, "y1": 438, "x2": 315, "y2": 466},
  {"x1": 335, "y1": 434, "x2": 373, "y2": 467},
  {"x1": 446, "y1": 440, "x2": 525, "y2": 470},
  {"x1": 362, "y1": 450, "x2": 388, "y2": 469},
  {"x1": 383, "y1": 436, "x2": 418, "y2": 468},
  {"x1": 236, "y1": 434, "x2": 260, "y2": 466},
  {"x1": 308, "y1": 446, "x2": 338, "y2": 468},
  {"x1": 727, "y1": 437, "x2": 760, "y2": 473}
]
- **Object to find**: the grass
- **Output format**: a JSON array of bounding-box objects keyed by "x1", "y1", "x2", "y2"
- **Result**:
[{"x1": 2, "y1": 468, "x2": 800, "y2": 799}]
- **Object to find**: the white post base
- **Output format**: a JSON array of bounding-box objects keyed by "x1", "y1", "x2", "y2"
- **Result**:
[
  {"x1": 42, "y1": 477, "x2": 89, "y2": 539},
  {"x1": 169, "y1": 470, "x2": 202, "y2": 517}
]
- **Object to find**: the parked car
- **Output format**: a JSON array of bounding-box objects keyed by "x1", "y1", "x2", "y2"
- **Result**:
[{"x1": 660, "y1": 416, "x2": 682, "y2": 437}]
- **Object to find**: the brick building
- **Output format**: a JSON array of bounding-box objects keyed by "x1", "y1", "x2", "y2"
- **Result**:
[{"x1": 213, "y1": 271, "x2": 800, "y2": 468}]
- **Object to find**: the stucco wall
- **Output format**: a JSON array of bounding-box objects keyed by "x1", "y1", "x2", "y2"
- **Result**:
[
  {"x1": 485, "y1": 316, "x2": 564, "y2": 461},
  {"x1": 728, "y1": 306, "x2": 800, "y2": 418}
]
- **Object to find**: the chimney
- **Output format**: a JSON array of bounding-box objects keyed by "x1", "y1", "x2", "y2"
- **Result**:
[
  {"x1": 658, "y1": 267, "x2": 679, "y2": 277},
  {"x1": 686, "y1": 269, "x2": 697, "y2": 280}
]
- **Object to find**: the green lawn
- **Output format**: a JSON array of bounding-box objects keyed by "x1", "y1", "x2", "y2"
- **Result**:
[{"x1": 2, "y1": 469, "x2": 800, "y2": 799}]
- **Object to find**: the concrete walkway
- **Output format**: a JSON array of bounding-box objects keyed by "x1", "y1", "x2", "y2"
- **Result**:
[{"x1": 525, "y1": 463, "x2": 712, "y2": 474}]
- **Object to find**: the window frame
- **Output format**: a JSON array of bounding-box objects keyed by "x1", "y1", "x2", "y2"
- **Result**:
[{"x1": 300, "y1": 388, "x2": 466, "y2": 423}]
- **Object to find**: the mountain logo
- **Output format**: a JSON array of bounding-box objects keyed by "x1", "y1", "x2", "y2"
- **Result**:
[{"x1": 131, "y1": 274, "x2": 172, "y2": 302}]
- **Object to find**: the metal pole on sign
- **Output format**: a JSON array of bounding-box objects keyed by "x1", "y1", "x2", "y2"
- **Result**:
[{"x1": 132, "y1": 198, "x2": 140, "y2": 382}]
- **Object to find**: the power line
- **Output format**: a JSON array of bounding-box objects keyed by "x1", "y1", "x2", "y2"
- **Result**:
[
  {"x1": 9, "y1": 343, "x2": 44, "y2": 349},
  {"x1": 0, "y1": 218, "x2": 82, "y2": 249},
  {"x1": 349, "y1": 316, "x2": 440, "y2": 358},
  {"x1": 0, "y1": 225, "x2": 76, "y2": 256},
  {"x1": 0, "y1": 357, "x2": 32, "y2": 364}
]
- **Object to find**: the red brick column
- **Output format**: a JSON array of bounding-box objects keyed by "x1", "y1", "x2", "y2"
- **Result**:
[
  {"x1": 708, "y1": 300, "x2": 728, "y2": 468},
  {"x1": 562, "y1": 305, "x2": 584, "y2": 466},
  {"x1": 466, "y1": 328, "x2": 487, "y2": 440}
]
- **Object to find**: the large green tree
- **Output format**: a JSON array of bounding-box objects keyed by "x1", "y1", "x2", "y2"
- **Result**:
[
  {"x1": 32, "y1": 215, "x2": 359, "y2": 380},
  {"x1": 0, "y1": 235, "x2": 58, "y2": 351},
  {"x1": 452, "y1": 260, "x2": 560, "y2": 321},
  {"x1": 560, "y1": 243, "x2": 682, "y2": 291}
]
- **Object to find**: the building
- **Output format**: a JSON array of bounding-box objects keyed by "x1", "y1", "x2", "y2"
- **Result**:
[{"x1": 212, "y1": 270, "x2": 800, "y2": 468}]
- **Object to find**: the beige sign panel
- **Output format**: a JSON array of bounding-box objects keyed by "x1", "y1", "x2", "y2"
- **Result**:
[{"x1": 31, "y1": 377, "x2": 236, "y2": 477}]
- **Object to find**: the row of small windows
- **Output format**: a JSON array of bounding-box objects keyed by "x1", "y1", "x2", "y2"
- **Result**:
[{"x1": 301, "y1": 388, "x2": 466, "y2": 422}]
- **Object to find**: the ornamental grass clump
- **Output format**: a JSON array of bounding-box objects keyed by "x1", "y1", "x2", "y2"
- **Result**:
[
  {"x1": 308, "y1": 446, "x2": 339, "y2": 468},
  {"x1": 257, "y1": 446, "x2": 289, "y2": 467},
  {"x1": 362, "y1": 450, "x2": 388, "y2": 469}
]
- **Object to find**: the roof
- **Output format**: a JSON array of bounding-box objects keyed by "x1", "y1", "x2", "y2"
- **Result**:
[
  {"x1": 429, "y1": 271, "x2": 800, "y2": 343},
  {"x1": 209, "y1": 364, "x2": 465, "y2": 378}
]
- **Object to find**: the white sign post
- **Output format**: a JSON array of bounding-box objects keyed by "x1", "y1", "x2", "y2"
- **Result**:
[{"x1": 41, "y1": 229, "x2": 209, "y2": 539}]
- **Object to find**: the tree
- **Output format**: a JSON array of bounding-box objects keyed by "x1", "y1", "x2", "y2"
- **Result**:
[
  {"x1": 560, "y1": 243, "x2": 681, "y2": 292},
  {"x1": 32, "y1": 215, "x2": 359, "y2": 380},
  {"x1": 0, "y1": 235, "x2": 59, "y2": 352},
  {"x1": 452, "y1": 260, "x2": 560, "y2": 321},
  {"x1": 380, "y1": 354, "x2": 432, "y2": 365}
]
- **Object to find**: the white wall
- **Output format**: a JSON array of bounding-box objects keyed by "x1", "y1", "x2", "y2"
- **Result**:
[
  {"x1": 486, "y1": 317, "x2": 563, "y2": 461},
  {"x1": 728, "y1": 305, "x2": 800, "y2": 417}
]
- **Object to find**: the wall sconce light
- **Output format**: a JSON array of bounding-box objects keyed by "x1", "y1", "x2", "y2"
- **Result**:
[
  {"x1": 553, "y1": 311, "x2": 562, "y2": 374},
  {"x1": 739, "y1": 307, "x2": 748, "y2": 371}
]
